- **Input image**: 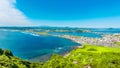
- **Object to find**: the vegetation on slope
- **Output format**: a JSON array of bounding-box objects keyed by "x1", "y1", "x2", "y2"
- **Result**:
[
  {"x1": 67, "y1": 44, "x2": 120, "y2": 68},
  {"x1": 42, "y1": 54, "x2": 79, "y2": 68},
  {"x1": 114, "y1": 42, "x2": 120, "y2": 46},
  {"x1": 0, "y1": 49, "x2": 43, "y2": 68},
  {"x1": 1, "y1": 44, "x2": 120, "y2": 68}
]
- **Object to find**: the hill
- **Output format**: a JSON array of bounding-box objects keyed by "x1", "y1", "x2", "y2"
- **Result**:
[{"x1": 1, "y1": 44, "x2": 120, "y2": 68}]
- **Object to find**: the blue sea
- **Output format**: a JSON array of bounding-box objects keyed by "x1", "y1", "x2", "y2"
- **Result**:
[
  {"x1": 49, "y1": 32, "x2": 102, "y2": 38},
  {"x1": 0, "y1": 28, "x2": 119, "y2": 62},
  {"x1": 49, "y1": 28, "x2": 120, "y2": 38},
  {"x1": 89, "y1": 28, "x2": 120, "y2": 34},
  {"x1": 0, "y1": 30, "x2": 80, "y2": 61}
]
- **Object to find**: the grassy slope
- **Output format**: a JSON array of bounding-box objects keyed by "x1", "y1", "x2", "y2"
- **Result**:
[
  {"x1": 67, "y1": 44, "x2": 120, "y2": 68},
  {"x1": 0, "y1": 49, "x2": 43, "y2": 68},
  {"x1": 114, "y1": 42, "x2": 120, "y2": 46},
  {"x1": 1, "y1": 44, "x2": 120, "y2": 68}
]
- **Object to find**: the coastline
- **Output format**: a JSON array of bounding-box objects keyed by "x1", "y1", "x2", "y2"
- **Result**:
[
  {"x1": 60, "y1": 34, "x2": 120, "y2": 47},
  {"x1": 1, "y1": 29, "x2": 120, "y2": 62},
  {"x1": 19, "y1": 31, "x2": 82, "y2": 62},
  {"x1": 18, "y1": 31, "x2": 120, "y2": 57}
]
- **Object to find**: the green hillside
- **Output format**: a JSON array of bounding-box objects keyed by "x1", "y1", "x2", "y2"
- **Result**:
[
  {"x1": 114, "y1": 42, "x2": 120, "y2": 46},
  {"x1": 67, "y1": 44, "x2": 120, "y2": 68},
  {"x1": 0, "y1": 49, "x2": 43, "y2": 68},
  {"x1": 1, "y1": 44, "x2": 120, "y2": 68}
]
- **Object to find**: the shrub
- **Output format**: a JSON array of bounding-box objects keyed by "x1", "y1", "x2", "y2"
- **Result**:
[{"x1": 87, "y1": 48, "x2": 97, "y2": 51}]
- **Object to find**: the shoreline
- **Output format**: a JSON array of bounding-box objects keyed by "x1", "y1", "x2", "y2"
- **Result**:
[
  {"x1": 60, "y1": 34, "x2": 120, "y2": 47},
  {"x1": 9, "y1": 30, "x2": 120, "y2": 57},
  {"x1": 1, "y1": 29, "x2": 120, "y2": 61}
]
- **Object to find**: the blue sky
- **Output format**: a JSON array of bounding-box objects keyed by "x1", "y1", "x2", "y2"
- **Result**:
[
  {"x1": 0, "y1": 0, "x2": 120, "y2": 28},
  {"x1": 16, "y1": 0, "x2": 120, "y2": 20}
]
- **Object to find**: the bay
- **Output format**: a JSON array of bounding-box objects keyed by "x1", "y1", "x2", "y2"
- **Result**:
[{"x1": 0, "y1": 30, "x2": 80, "y2": 61}]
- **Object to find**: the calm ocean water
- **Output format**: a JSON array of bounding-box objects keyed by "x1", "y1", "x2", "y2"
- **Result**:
[
  {"x1": 0, "y1": 28, "x2": 119, "y2": 62},
  {"x1": 49, "y1": 32, "x2": 102, "y2": 38},
  {"x1": 49, "y1": 28, "x2": 120, "y2": 38},
  {"x1": 90, "y1": 28, "x2": 120, "y2": 34},
  {"x1": 0, "y1": 30, "x2": 80, "y2": 61}
]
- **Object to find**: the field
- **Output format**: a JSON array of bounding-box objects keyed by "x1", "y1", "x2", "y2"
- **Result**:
[{"x1": 66, "y1": 44, "x2": 120, "y2": 68}]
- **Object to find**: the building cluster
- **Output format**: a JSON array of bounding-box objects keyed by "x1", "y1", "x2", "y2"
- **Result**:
[{"x1": 62, "y1": 34, "x2": 120, "y2": 47}]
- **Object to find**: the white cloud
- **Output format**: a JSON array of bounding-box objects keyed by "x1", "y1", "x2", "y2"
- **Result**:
[
  {"x1": 0, "y1": 0, "x2": 119, "y2": 28},
  {"x1": 0, "y1": 0, "x2": 35, "y2": 26}
]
